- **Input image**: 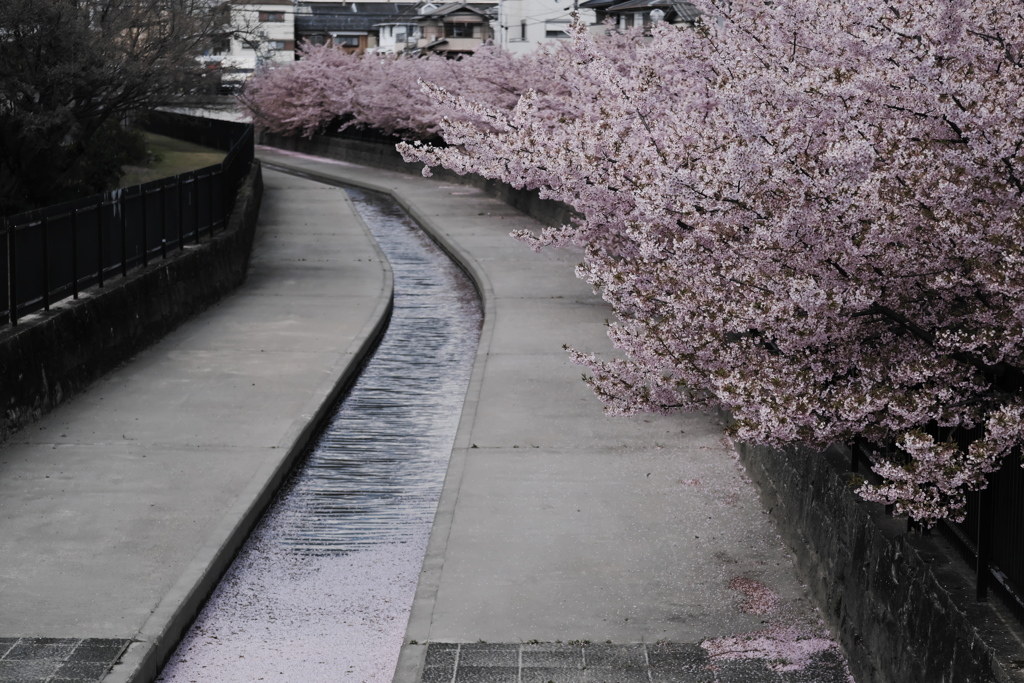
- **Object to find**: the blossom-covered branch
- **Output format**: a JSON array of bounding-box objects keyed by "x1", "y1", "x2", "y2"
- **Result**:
[
  {"x1": 242, "y1": 2, "x2": 1024, "y2": 523},
  {"x1": 396, "y1": 0, "x2": 1024, "y2": 524}
]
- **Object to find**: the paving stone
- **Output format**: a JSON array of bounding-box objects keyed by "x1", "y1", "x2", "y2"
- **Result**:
[
  {"x1": 0, "y1": 637, "x2": 130, "y2": 682},
  {"x1": 650, "y1": 667, "x2": 714, "y2": 683},
  {"x1": 583, "y1": 644, "x2": 647, "y2": 670},
  {"x1": 648, "y1": 642, "x2": 713, "y2": 683},
  {"x1": 714, "y1": 658, "x2": 783, "y2": 683},
  {"x1": 425, "y1": 643, "x2": 458, "y2": 668},
  {"x1": 454, "y1": 665, "x2": 519, "y2": 682},
  {"x1": 457, "y1": 643, "x2": 519, "y2": 667},
  {"x1": 582, "y1": 667, "x2": 650, "y2": 683},
  {"x1": 647, "y1": 642, "x2": 708, "y2": 667},
  {"x1": 778, "y1": 648, "x2": 848, "y2": 683},
  {"x1": 418, "y1": 641, "x2": 843, "y2": 683},
  {"x1": 67, "y1": 638, "x2": 129, "y2": 663},
  {"x1": 51, "y1": 659, "x2": 112, "y2": 681},
  {"x1": 521, "y1": 667, "x2": 586, "y2": 683},
  {"x1": 422, "y1": 665, "x2": 455, "y2": 683},
  {"x1": 4, "y1": 637, "x2": 76, "y2": 661},
  {"x1": 0, "y1": 658, "x2": 61, "y2": 682},
  {"x1": 521, "y1": 644, "x2": 584, "y2": 668}
]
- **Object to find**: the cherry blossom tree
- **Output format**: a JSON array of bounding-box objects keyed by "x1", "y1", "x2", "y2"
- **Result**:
[
  {"x1": 397, "y1": 0, "x2": 1024, "y2": 523},
  {"x1": 241, "y1": 43, "x2": 571, "y2": 139}
]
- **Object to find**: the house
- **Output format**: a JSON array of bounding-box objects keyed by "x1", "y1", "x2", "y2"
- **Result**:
[
  {"x1": 375, "y1": 19, "x2": 421, "y2": 53},
  {"x1": 228, "y1": 1, "x2": 297, "y2": 67},
  {"x1": 295, "y1": 2, "x2": 419, "y2": 53},
  {"x1": 412, "y1": 2, "x2": 496, "y2": 56},
  {"x1": 580, "y1": 0, "x2": 699, "y2": 31},
  {"x1": 495, "y1": 0, "x2": 594, "y2": 54},
  {"x1": 201, "y1": 0, "x2": 296, "y2": 90},
  {"x1": 209, "y1": 0, "x2": 499, "y2": 76}
]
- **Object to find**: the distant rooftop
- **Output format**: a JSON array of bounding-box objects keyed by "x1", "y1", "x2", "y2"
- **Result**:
[{"x1": 295, "y1": 3, "x2": 420, "y2": 32}]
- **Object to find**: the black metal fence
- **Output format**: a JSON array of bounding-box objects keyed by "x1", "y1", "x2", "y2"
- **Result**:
[
  {"x1": 1, "y1": 115, "x2": 254, "y2": 327},
  {"x1": 852, "y1": 431, "x2": 1024, "y2": 625},
  {"x1": 144, "y1": 110, "x2": 252, "y2": 152}
]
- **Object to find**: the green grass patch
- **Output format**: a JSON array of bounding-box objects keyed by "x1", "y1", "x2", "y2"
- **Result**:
[{"x1": 119, "y1": 132, "x2": 226, "y2": 188}]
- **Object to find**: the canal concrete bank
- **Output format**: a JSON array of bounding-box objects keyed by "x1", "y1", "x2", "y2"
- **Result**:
[
  {"x1": 0, "y1": 169, "x2": 393, "y2": 683},
  {"x1": 257, "y1": 148, "x2": 851, "y2": 682}
]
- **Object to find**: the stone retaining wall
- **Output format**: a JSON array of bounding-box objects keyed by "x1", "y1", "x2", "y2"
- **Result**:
[
  {"x1": 260, "y1": 133, "x2": 575, "y2": 229},
  {"x1": 0, "y1": 161, "x2": 264, "y2": 443},
  {"x1": 737, "y1": 441, "x2": 1024, "y2": 683}
]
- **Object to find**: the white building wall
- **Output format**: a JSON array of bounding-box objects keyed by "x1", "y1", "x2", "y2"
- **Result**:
[
  {"x1": 226, "y1": 2, "x2": 297, "y2": 73},
  {"x1": 496, "y1": 0, "x2": 593, "y2": 54},
  {"x1": 376, "y1": 23, "x2": 419, "y2": 53}
]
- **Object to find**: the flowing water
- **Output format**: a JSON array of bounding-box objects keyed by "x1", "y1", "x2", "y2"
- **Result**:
[{"x1": 156, "y1": 185, "x2": 482, "y2": 682}]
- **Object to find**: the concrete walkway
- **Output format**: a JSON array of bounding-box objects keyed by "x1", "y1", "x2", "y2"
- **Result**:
[
  {"x1": 0, "y1": 169, "x2": 392, "y2": 682},
  {"x1": 257, "y1": 149, "x2": 851, "y2": 683},
  {"x1": 0, "y1": 148, "x2": 850, "y2": 683}
]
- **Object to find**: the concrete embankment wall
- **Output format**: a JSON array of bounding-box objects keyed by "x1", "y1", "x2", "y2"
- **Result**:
[
  {"x1": 260, "y1": 133, "x2": 575, "y2": 230},
  {"x1": 0, "y1": 162, "x2": 264, "y2": 443},
  {"x1": 738, "y1": 441, "x2": 1024, "y2": 683},
  {"x1": 256, "y1": 133, "x2": 1024, "y2": 683}
]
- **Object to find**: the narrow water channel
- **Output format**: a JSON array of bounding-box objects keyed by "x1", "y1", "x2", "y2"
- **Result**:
[{"x1": 156, "y1": 185, "x2": 482, "y2": 682}]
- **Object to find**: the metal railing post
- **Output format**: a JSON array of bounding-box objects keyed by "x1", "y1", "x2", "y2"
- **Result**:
[
  {"x1": 41, "y1": 216, "x2": 50, "y2": 311},
  {"x1": 221, "y1": 158, "x2": 230, "y2": 220},
  {"x1": 120, "y1": 194, "x2": 128, "y2": 278},
  {"x1": 6, "y1": 219, "x2": 16, "y2": 326},
  {"x1": 208, "y1": 173, "x2": 215, "y2": 234},
  {"x1": 977, "y1": 483, "x2": 993, "y2": 601},
  {"x1": 71, "y1": 209, "x2": 79, "y2": 300},
  {"x1": 160, "y1": 184, "x2": 167, "y2": 260},
  {"x1": 193, "y1": 178, "x2": 200, "y2": 245},
  {"x1": 97, "y1": 200, "x2": 104, "y2": 288},
  {"x1": 177, "y1": 177, "x2": 185, "y2": 252},
  {"x1": 141, "y1": 190, "x2": 148, "y2": 268}
]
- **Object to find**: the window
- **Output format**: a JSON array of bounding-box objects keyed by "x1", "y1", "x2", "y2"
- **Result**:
[
  {"x1": 446, "y1": 22, "x2": 475, "y2": 38},
  {"x1": 545, "y1": 22, "x2": 569, "y2": 38},
  {"x1": 268, "y1": 40, "x2": 286, "y2": 50},
  {"x1": 333, "y1": 35, "x2": 361, "y2": 47},
  {"x1": 259, "y1": 11, "x2": 285, "y2": 22},
  {"x1": 210, "y1": 37, "x2": 230, "y2": 55},
  {"x1": 520, "y1": 20, "x2": 527, "y2": 40}
]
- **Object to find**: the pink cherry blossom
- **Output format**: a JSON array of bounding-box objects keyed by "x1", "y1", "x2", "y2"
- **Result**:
[
  {"x1": 399, "y1": 1, "x2": 1024, "y2": 524},
  {"x1": 246, "y1": 2, "x2": 1024, "y2": 523}
]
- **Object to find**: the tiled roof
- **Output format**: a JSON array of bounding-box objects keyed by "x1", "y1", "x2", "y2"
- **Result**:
[
  {"x1": 671, "y1": 0, "x2": 700, "y2": 22},
  {"x1": 417, "y1": 2, "x2": 495, "y2": 18},
  {"x1": 231, "y1": 0, "x2": 294, "y2": 5},
  {"x1": 584, "y1": 0, "x2": 700, "y2": 20}
]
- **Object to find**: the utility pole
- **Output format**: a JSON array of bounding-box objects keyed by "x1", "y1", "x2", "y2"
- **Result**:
[{"x1": 498, "y1": 0, "x2": 506, "y2": 47}]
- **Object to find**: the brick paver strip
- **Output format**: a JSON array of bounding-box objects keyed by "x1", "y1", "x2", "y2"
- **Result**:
[
  {"x1": 0, "y1": 639, "x2": 129, "y2": 683},
  {"x1": 422, "y1": 643, "x2": 846, "y2": 683}
]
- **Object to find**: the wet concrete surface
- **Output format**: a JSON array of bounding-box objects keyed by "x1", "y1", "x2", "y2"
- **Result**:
[{"x1": 156, "y1": 187, "x2": 481, "y2": 682}]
